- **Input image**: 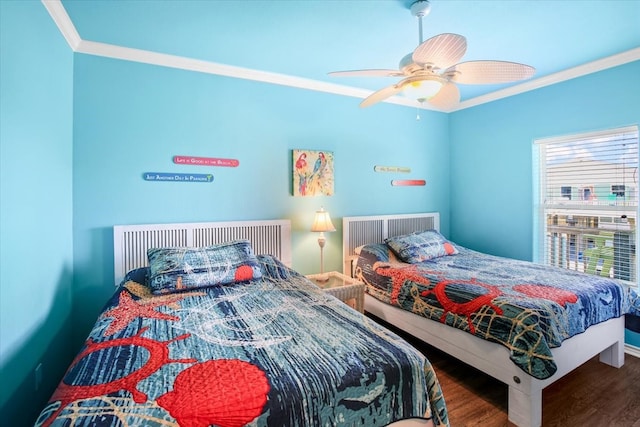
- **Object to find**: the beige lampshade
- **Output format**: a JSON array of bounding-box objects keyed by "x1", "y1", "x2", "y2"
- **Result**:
[{"x1": 311, "y1": 207, "x2": 336, "y2": 233}]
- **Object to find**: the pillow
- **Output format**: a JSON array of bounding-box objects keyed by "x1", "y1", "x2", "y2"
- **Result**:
[
  {"x1": 147, "y1": 240, "x2": 262, "y2": 294},
  {"x1": 384, "y1": 230, "x2": 458, "y2": 263},
  {"x1": 257, "y1": 254, "x2": 299, "y2": 281},
  {"x1": 119, "y1": 267, "x2": 149, "y2": 288}
]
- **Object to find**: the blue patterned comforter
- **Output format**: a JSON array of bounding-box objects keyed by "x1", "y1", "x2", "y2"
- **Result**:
[
  {"x1": 356, "y1": 243, "x2": 640, "y2": 380},
  {"x1": 35, "y1": 255, "x2": 448, "y2": 427}
]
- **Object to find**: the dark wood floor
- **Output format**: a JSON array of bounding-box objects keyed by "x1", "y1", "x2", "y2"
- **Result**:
[{"x1": 373, "y1": 317, "x2": 640, "y2": 427}]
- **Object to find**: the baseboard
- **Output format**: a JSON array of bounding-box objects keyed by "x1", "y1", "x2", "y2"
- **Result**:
[{"x1": 625, "y1": 344, "x2": 640, "y2": 358}]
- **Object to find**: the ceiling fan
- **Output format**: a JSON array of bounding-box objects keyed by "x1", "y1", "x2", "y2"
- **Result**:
[{"x1": 328, "y1": 0, "x2": 535, "y2": 110}]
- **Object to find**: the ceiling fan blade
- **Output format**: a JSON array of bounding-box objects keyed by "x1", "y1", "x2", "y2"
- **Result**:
[
  {"x1": 412, "y1": 33, "x2": 467, "y2": 70},
  {"x1": 447, "y1": 60, "x2": 535, "y2": 84},
  {"x1": 427, "y1": 82, "x2": 460, "y2": 110},
  {"x1": 360, "y1": 84, "x2": 404, "y2": 108},
  {"x1": 328, "y1": 69, "x2": 405, "y2": 78}
]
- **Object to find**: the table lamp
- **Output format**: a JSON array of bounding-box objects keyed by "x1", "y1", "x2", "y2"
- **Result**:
[{"x1": 311, "y1": 207, "x2": 336, "y2": 279}]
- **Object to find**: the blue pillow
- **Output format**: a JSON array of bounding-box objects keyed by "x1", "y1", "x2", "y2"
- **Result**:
[
  {"x1": 119, "y1": 267, "x2": 149, "y2": 288},
  {"x1": 385, "y1": 230, "x2": 458, "y2": 263},
  {"x1": 147, "y1": 240, "x2": 262, "y2": 294}
]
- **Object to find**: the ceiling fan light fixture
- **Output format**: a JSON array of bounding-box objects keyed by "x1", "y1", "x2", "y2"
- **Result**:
[{"x1": 403, "y1": 78, "x2": 443, "y2": 102}]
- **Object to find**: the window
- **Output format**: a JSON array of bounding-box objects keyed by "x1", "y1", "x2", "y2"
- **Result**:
[
  {"x1": 534, "y1": 126, "x2": 639, "y2": 284},
  {"x1": 581, "y1": 187, "x2": 594, "y2": 201},
  {"x1": 612, "y1": 184, "x2": 625, "y2": 198}
]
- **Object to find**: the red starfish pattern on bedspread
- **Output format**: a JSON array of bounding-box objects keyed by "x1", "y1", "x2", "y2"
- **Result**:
[
  {"x1": 101, "y1": 291, "x2": 182, "y2": 336},
  {"x1": 40, "y1": 327, "x2": 196, "y2": 427},
  {"x1": 513, "y1": 284, "x2": 578, "y2": 307},
  {"x1": 422, "y1": 278, "x2": 503, "y2": 334},
  {"x1": 373, "y1": 264, "x2": 432, "y2": 305},
  {"x1": 374, "y1": 264, "x2": 503, "y2": 334}
]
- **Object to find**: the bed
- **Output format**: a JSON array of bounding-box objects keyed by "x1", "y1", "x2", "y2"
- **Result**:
[
  {"x1": 343, "y1": 212, "x2": 639, "y2": 427},
  {"x1": 35, "y1": 219, "x2": 449, "y2": 427}
]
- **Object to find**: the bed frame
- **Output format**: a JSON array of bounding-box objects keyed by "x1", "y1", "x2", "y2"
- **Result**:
[
  {"x1": 343, "y1": 212, "x2": 625, "y2": 427},
  {"x1": 113, "y1": 219, "x2": 291, "y2": 286}
]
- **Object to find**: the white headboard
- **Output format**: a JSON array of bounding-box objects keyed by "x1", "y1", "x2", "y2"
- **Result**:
[
  {"x1": 342, "y1": 212, "x2": 440, "y2": 276},
  {"x1": 113, "y1": 219, "x2": 292, "y2": 286}
]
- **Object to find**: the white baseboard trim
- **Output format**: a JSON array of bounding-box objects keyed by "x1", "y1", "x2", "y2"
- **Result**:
[{"x1": 625, "y1": 344, "x2": 640, "y2": 359}]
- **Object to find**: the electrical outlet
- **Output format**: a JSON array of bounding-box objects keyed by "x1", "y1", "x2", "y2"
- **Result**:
[{"x1": 35, "y1": 363, "x2": 42, "y2": 391}]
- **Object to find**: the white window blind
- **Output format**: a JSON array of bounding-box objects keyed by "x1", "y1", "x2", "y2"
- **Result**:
[{"x1": 535, "y1": 126, "x2": 639, "y2": 284}]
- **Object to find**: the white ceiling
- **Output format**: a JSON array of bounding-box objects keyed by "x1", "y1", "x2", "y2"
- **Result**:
[{"x1": 48, "y1": 0, "x2": 640, "y2": 111}]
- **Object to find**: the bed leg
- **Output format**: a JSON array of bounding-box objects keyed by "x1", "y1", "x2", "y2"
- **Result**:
[
  {"x1": 599, "y1": 339, "x2": 624, "y2": 368},
  {"x1": 508, "y1": 386, "x2": 541, "y2": 427}
]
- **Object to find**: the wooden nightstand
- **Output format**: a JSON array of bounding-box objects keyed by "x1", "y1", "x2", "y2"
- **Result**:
[{"x1": 306, "y1": 271, "x2": 365, "y2": 313}]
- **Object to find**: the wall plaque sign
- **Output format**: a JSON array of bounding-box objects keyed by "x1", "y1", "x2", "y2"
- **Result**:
[
  {"x1": 173, "y1": 156, "x2": 239, "y2": 167},
  {"x1": 374, "y1": 165, "x2": 411, "y2": 173},
  {"x1": 391, "y1": 179, "x2": 426, "y2": 186},
  {"x1": 143, "y1": 172, "x2": 214, "y2": 183}
]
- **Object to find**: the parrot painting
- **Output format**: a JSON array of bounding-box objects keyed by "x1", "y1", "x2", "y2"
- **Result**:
[
  {"x1": 292, "y1": 150, "x2": 334, "y2": 197},
  {"x1": 312, "y1": 152, "x2": 327, "y2": 178},
  {"x1": 295, "y1": 152, "x2": 308, "y2": 195},
  {"x1": 307, "y1": 152, "x2": 327, "y2": 195}
]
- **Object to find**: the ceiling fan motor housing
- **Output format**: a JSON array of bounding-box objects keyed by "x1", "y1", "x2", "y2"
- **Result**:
[{"x1": 410, "y1": 0, "x2": 431, "y2": 18}]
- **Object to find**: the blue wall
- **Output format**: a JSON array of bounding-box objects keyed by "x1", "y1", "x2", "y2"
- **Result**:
[
  {"x1": 70, "y1": 54, "x2": 451, "y2": 343},
  {"x1": 449, "y1": 61, "x2": 640, "y2": 347},
  {"x1": 0, "y1": 2, "x2": 74, "y2": 425}
]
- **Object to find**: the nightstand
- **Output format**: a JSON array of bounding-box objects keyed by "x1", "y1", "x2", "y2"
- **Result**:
[{"x1": 306, "y1": 271, "x2": 365, "y2": 313}]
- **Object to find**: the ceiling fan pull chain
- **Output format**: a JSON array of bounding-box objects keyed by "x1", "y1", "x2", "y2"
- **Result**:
[{"x1": 416, "y1": 106, "x2": 421, "y2": 121}]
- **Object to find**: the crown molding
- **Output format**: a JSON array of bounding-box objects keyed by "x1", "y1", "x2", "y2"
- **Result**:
[
  {"x1": 41, "y1": 0, "x2": 81, "y2": 50},
  {"x1": 75, "y1": 39, "x2": 423, "y2": 109},
  {"x1": 42, "y1": 0, "x2": 639, "y2": 113},
  {"x1": 454, "y1": 47, "x2": 640, "y2": 112}
]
